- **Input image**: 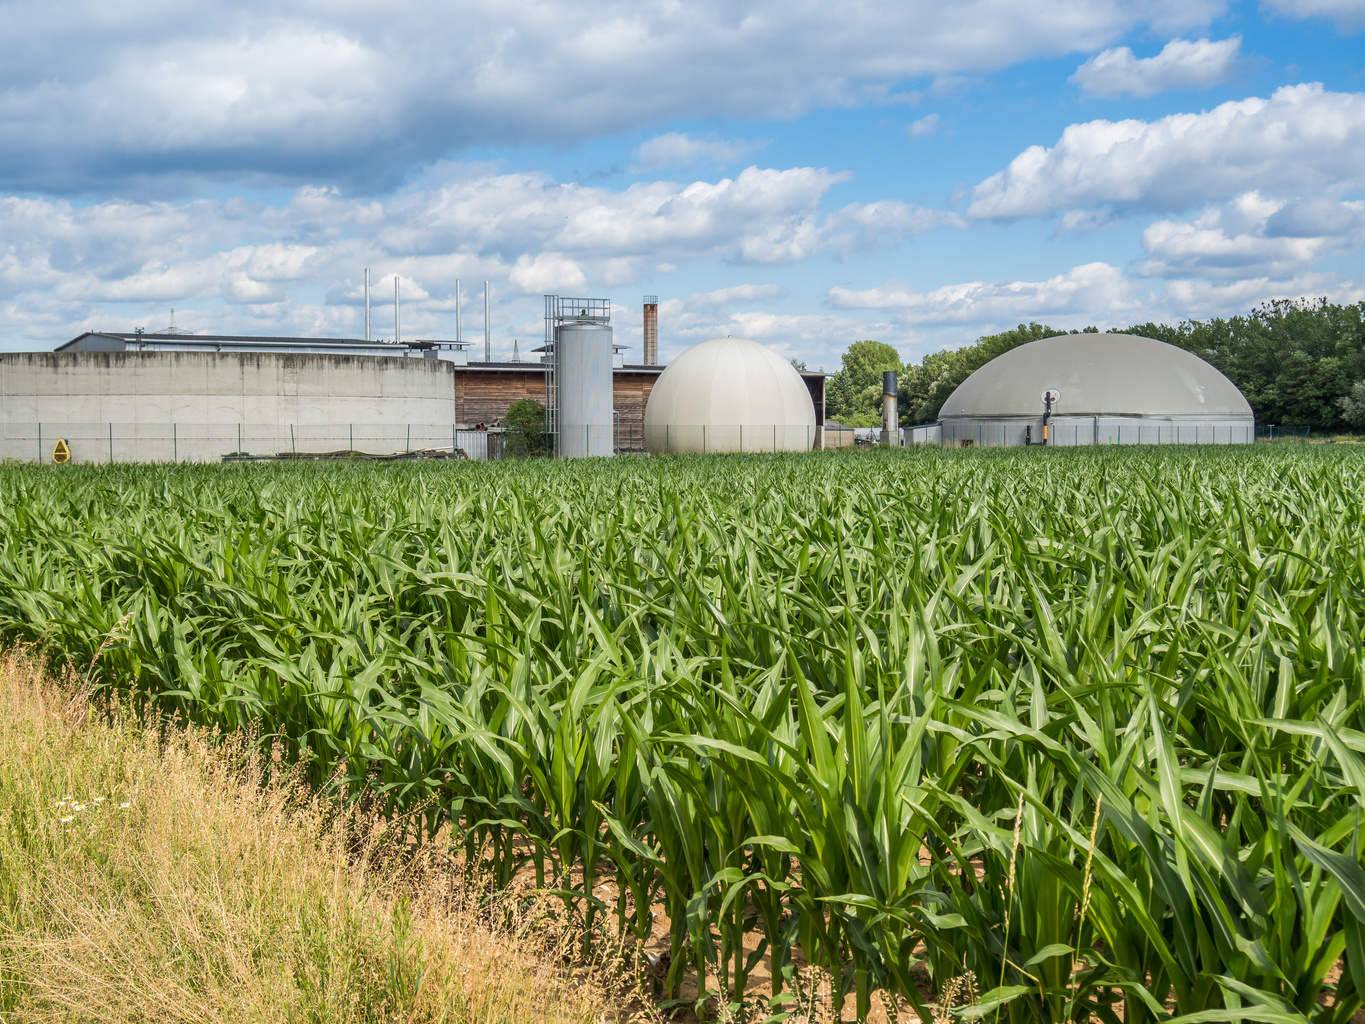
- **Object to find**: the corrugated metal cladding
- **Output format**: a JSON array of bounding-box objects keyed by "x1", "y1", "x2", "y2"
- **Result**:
[
  {"x1": 555, "y1": 321, "x2": 615, "y2": 457},
  {"x1": 939, "y1": 417, "x2": 1256, "y2": 448}
]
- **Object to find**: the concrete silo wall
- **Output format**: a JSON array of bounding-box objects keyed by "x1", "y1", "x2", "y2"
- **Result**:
[{"x1": 0, "y1": 351, "x2": 459, "y2": 463}]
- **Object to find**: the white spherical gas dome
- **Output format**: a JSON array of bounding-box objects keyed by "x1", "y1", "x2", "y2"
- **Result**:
[{"x1": 645, "y1": 337, "x2": 817, "y2": 454}]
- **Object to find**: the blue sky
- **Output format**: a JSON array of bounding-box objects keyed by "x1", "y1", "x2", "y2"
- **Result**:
[{"x1": 0, "y1": 0, "x2": 1362, "y2": 369}]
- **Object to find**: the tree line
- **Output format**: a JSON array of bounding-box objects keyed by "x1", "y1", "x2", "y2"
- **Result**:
[{"x1": 823, "y1": 299, "x2": 1365, "y2": 432}]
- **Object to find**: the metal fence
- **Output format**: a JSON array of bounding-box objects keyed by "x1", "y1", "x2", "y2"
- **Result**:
[
  {"x1": 643, "y1": 424, "x2": 823, "y2": 454},
  {"x1": 1257, "y1": 424, "x2": 1311, "y2": 441},
  {"x1": 1, "y1": 423, "x2": 506, "y2": 464}
]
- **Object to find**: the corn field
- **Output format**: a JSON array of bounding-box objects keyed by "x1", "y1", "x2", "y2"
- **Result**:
[{"x1": 1, "y1": 447, "x2": 1363, "y2": 1022}]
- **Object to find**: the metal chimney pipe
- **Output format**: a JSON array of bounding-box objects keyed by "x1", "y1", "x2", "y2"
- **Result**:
[
  {"x1": 642, "y1": 295, "x2": 658, "y2": 365},
  {"x1": 455, "y1": 279, "x2": 462, "y2": 344},
  {"x1": 882, "y1": 370, "x2": 898, "y2": 447},
  {"x1": 484, "y1": 280, "x2": 490, "y2": 362},
  {"x1": 394, "y1": 275, "x2": 401, "y2": 345},
  {"x1": 364, "y1": 268, "x2": 371, "y2": 341}
]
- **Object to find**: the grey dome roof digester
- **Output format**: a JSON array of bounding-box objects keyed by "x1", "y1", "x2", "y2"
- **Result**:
[{"x1": 940, "y1": 334, "x2": 1252, "y2": 419}]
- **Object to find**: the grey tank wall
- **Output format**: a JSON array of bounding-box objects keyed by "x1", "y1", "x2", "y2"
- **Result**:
[
  {"x1": 0, "y1": 351, "x2": 459, "y2": 463},
  {"x1": 555, "y1": 322, "x2": 614, "y2": 458},
  {"x1": 940, "y1": 415, "x2": 1255, "y2": 448}
]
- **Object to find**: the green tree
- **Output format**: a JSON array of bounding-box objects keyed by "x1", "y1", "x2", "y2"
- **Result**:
[
  {"x1": 826, "y1": 339, "x2": 903, "y2": 426},
  {"x1": 1119, "y1": 299, "x2": 1365, "y2": 431},
  {"x1": 1338, "y1": 381, "x2": 1365, "y2": 427},
  {"x1": 502, "y1": 398, "x2": 547, "y2": 458}
]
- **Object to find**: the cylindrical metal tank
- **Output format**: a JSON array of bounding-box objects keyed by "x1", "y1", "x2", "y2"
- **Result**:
[
  {"x1": 881, "y1": 370, "x2": 898, "y2": 446},
  {"x1": 556, "y1": 320, "x2": 615, "y2": 457}
]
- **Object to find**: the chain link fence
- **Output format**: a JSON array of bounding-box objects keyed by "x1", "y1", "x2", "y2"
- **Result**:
[
  {"x1": 2, "y1": 423, "x2": 507, "y2": 463},
  {"x1": 1257, "y1": 424, "x2": 1312, "y2": 441}
]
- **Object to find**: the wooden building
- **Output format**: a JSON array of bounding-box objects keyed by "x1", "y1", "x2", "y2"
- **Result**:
[{"x1": 456, "y1": 362, "x2": 826, "y2": 451}]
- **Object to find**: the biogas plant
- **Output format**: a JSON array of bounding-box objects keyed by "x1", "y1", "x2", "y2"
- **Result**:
[{"x1": 0, "y1": 290, "x2": 1252, "y2": 463}]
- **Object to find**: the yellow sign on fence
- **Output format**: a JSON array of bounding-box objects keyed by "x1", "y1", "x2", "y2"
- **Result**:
[{"x1": 51, "y1": 438, "x2": 71, "y2": 464}]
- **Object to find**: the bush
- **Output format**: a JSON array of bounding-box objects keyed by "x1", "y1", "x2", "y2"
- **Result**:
[{"x1": 503, "y1": 398, "x2": 548, "y2": 458}]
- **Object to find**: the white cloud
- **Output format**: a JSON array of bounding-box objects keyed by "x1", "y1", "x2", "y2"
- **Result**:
[
  {"x1": 827, "y1": 262, "x2": 1141, "y2": 323},
  {"x1": 1261, "y1": 0, "x2": 1365, "y2": 30},
  {"x1": 508, "y1": 253, "x2": 588, "y2": 294},
  {"x1": 1164, "y1": 271, "x2": 1364, "y2": 311},
  {"x1": 907, "y1": 114, "x2": 940, "y2": 138},
  {"x1": 653, "y1": 297, "x2": 877, "y2": 366},
  {"x1": 1138, "y1": 192, "x2": 1365, "y2": 278},
  {"x1": 818, "y1": 201, "x2": 965, "y2": 257},
  {"x1": 0, "y1": 0, "x2": 1226, "y2": 190},
  {"x1": 632, "y1": 133, "x2": 758, "y2": 171},
  {"x1": 688, "y1": 284, "x2": 788, "y2": 307},
  {"x1": 0, "y1": 161, "x2": 953, "y2": 348},
  {"x1": 969, "y1": 83, "x2": 1365, "y2": 219},
  {"x1": 1070, "y1": 36, "x2": 1241, "y2": 97}
]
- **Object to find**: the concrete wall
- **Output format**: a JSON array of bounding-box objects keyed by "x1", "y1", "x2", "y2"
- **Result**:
[{"x1": 1, "y1": 351, "x2": 459, "y2": 463}]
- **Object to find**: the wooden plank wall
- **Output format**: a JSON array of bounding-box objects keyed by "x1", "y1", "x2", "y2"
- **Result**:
[
  {"x1": 454, "y1": 367, "x2": 659, "y2": 445},
  {"x1": 612, "y1": 371, "x2": 656, "y2": 451},
  {"x1": 454, "y1": 369, "x2": 547, "y2": 425},
  {"x1": 454, "y1": 366, "x2": 820, "y2": 449}
]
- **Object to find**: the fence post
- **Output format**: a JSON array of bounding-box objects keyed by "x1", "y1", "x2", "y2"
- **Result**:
[
  {"x1": 109, "y1": 423, "x2": 113, "y2": 464},
  {"x1": 37, "y1": 422, "x2": 41, "y2": 463},
  {"x1": 291, "y1": 424, "x2": 296, "y2": 455},
  {"x1": 174, "y1": 423, "x2": 177, "y2": 462},
  {"x1": 238, "y1": 423, "x2": 242, "y2": 455},
  {"x1": 407, "y1": 424, "x2": 411, "y2": 452},
  {"x1": 351, "y1": 424, "x2": 354, "y2": 453}
]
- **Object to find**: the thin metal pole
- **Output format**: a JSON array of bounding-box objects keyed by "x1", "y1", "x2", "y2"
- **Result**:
[
  {"x1": 407, "y1": 424, "x2": 411, "y2": 452},
  {"x1": 109, "y1": 423, "x2": 113, "y2": 463},
  {"x1": 350, "y1": 424, "x2": 354, "y2": 452},
  {"x1": 394, "y1": 276, "x2": 401, "y2": 345},
  {"x1": 291, "y1": 423, "x2": 296, "y2": 455},
  {"x1": 37, "y1": 422, "x2": 41, "y2": 462},
  {"x1": 174, "y1": 423, "x2": 177, "y2": 462},
  {"x1": 484, "y1": 281, "x2": 490, "y2": 362},
  {"x1": 364, "y1": 268, "x2": 371, "y2": 341},
  {"x1": 455, "y1": 279, "x2": 462, "y2": 344},
  {"x1": 238, "y1": 423, "x2": 242, "y2": 454}
]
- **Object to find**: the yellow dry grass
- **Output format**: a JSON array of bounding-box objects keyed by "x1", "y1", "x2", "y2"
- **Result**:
[{"x1": 0, "y1": 647, "x2": 618, "y2": 1024}]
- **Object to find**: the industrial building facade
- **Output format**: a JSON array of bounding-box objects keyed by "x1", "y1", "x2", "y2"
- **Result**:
[{"x1": 0, "y1": 331, "x2": 826, "y2": 463}]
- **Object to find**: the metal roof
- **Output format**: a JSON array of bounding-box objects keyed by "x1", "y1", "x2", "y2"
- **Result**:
[
  {"x1": 939, "y1": 334, "x2": 1253, "y2": 419},
  {"x1": 58, "y1": 332, "x2": 427, "y2": 357}
]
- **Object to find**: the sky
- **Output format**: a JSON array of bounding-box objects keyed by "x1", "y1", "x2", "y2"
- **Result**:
[{"x1": 0, "y1": 0, "x2": 1362, "y2": 369}]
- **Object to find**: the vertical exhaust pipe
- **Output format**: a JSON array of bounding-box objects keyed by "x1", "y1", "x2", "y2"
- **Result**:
[
  {"x1": 364, "y1": 268, "x2": 371, "y2": 341},
  {"x1": 642, "y1": 295, "x2": 658, "y2": 365},
  {"x1": 484, "y1": 280, "x2": 491, "y2": 362},
  {"x1": 882, "y1": 371, "x2": 898, "y2": 447}
]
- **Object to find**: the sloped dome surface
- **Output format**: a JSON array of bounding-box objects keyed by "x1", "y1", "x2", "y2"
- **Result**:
[
  {"x1": 940, "y1": 334, "x2": 1252, "y2": 418},
  {"x1": 645, "y1": 337, "x2": 816, "y2": 453}
]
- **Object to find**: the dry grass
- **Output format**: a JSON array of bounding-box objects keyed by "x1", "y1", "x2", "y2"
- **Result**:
[{"x1": 0, "y1": 646, "x2": 624, "y2": 1024}]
